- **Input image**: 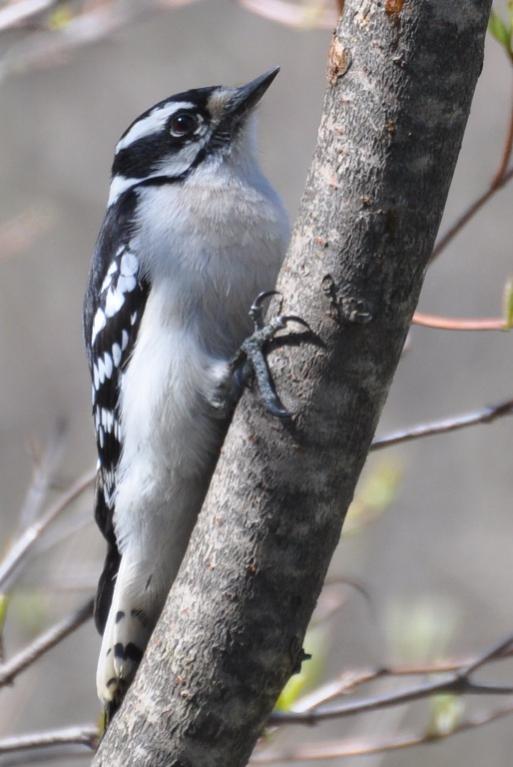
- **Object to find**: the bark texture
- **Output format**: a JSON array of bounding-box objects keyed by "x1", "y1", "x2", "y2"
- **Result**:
[{"x1": 94, "y1": 1, "x2": 492, "y2": 765}]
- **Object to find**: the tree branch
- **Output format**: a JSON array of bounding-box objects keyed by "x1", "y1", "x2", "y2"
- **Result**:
[
  {"x1": 491, "y1": 82, "x2": 513, "y2": 189},
  {"x1": 0, "y1": 726, "x2": 97, "y2": 759},
  {"x1": 250, "y1": 703, "x2": 513, "y2": 762},
  {"x1": 94, "y1": 1, "x2": 492, "y2": 765},
  {"x1": 0, "y1": 0, "x2": 198, "y2": 82},
  {"x1": 371, "y1": 396, "x2": 513, "y2": 450},
  {"x1": 431, "y1": 166, "x2": 513, "y2": 260},
  {"x1": 0, "y1": 598, "x2": 93, "y2": 688},
  {"x1": 0, "y1": 469, "x2": 94, "y2": 592},
  {"x1": 288, "y1": 633, "x2": 513, "y2": 712},
  {"x1": 0, "y1": 0, "x2": 57, "y2": 33},
  {"x1": 430, "y1": 68, "x2": 513, "y2": 262},
  {"x1": 412, "y1": 312, "x2": 509, "y2": 331},
  {"x1": 268, "y1": 629, "x2": 513, "y2": 736},
  {"x1": 269, "y1": 677, "x2": 513, "y2": 726}
]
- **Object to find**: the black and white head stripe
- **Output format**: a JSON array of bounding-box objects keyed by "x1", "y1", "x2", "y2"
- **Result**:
[
  {"x1": 107, "y1": 69, "x2": 280, "y2": 207},
  {"x1": 109, "y1": 89, "x2": 213, "y2": 205},
  {"x1": 115, "y1": 100, "x2": 203, "y2": 154}
]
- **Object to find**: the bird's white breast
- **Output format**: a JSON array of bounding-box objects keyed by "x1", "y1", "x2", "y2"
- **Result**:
[
  {"x1": 134, "y1": 157, "x2": 289, "y2": 354},
  {"x1": 114, "y1": 156, "x2": 289, "y2": 552}
]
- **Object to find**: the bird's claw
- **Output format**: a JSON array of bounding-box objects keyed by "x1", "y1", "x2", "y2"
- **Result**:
[
  {"x1": 248, "y1": 290, "x2": 282, "y2": 329},
  {"x1": 233, "y1": 292, "x2": 311, "y2": 419},
  {"x1": 280, "y1": 314, "x2": 311, "y2": 331}
]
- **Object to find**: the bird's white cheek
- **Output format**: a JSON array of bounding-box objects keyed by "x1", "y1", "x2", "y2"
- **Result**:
[{"x1": 157, "y1": 141, "x2": 205, "y2": 179}]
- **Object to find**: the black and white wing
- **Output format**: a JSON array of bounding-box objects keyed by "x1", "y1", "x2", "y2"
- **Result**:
[{"x1": 84, "y1": 192, "x2": 149, "y2": 633}]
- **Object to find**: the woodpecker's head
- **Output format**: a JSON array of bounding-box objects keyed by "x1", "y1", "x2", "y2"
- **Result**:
[{"x1": 108, "y1": 68, "x2": 279, "y2": 205}]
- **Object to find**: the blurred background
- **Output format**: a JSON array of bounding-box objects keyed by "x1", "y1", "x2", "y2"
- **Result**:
[{"x1": 0, "y1": 1, "x2": 512, "y2": 765}]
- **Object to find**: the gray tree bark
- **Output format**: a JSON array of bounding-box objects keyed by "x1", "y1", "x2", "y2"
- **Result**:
[{"x1": 94, "y1": 1, "x2": 492, "y2": 765}]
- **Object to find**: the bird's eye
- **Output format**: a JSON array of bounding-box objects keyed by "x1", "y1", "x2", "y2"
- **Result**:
[{"x1": 169, "y1": 112, "x2": 198, "y2": 138}]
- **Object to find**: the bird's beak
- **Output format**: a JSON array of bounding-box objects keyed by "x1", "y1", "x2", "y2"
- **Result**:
[{"x1": 223, "y1": 67, "x2": 280, "y2": 118}]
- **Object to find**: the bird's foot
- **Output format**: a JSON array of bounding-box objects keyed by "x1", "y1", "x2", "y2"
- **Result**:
[{"x1": 231, "y1": 291, "x2": 311, "y2": 418}]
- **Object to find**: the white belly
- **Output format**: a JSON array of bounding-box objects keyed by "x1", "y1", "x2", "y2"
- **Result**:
[{"x1": 112, "y1": 167, "x2": 289, "y2": 592}]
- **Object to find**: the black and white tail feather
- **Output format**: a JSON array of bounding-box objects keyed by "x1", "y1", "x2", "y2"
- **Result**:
[{"x1": 83, "y1": 68, "x2": 290, "y2": 718}]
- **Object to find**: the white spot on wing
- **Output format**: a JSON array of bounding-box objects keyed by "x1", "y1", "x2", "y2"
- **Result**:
[
  {"x1": 98, "y1": 357, "x2": 106, "y2": 385},
  {"x1": 112, "y1": 343, "x2": 122, "y2": 366},
  {"x1": 118, "y1": 275, "x2": 137, "y2": 294},
  {"x1": 101, "y1": 274, "x2": 112, "y2": 293},
  {"x1": 103, "y1": 352, "x2": 113, "y2": 379},
  {"x1": 121, "y1": 330, "x2": 129, "y2": 350},
  {"x1": 101, "y1": 408, "x2": 115, "y2": 433},
  {"x1": 92, "y1": 308, "x2": 106, "y2": 344},
  {"x1": 120, "y1": 252, "x2": 138, "y2": 277},
  {"x1": 101, "y1": 260, "x2": 119, "y2": 292},
  {"x1": 105, "y1": 288, "x2": 125, "y2": 318}
]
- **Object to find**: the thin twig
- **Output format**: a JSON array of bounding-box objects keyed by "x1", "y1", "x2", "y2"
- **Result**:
[
  {"x1": 270, "y1": 629, "x2": 513, "y2": 726},
  {"x1": 0, "y1": 598, "x2": 94, "y2": 687},
  {"x1": 371, "y1": 397, "x2": 513, "y2": 450},
  {"x1": 0, "y1": 469, "x2": 95, "y2": 591},
  {"x1": 431, "y1": 166, "x2": 513, "y2": 260},
  {"x1": 19, "y1": 424, "x2": 66, "y2": 528},
  {"x1": 0, "y1": 0, "x2": 57, "y2": 32},
  {"x1": 33, "y1": 508, "x2": 93, "y2": 556},
  {"x1": 252, "y1": 703, "x2": 513, "y2": 762},
  {"x1": 269, "y1": 677, "x2": 513, "y2": 726},
  {"x1": 460, "y1": 632, "x2": 513, "y2": 677},
  {"x1": 431, "y1": 83, "x2": 513, "y2": 260},
  {"x1": 0, "y1": 0, "x2": 198, "y2": 81},
  {"x1": 0, "y1": 207, "x2": 54, "y2": 262},
  {"x1": 491, "y1": 83, "x2": 513, "y2": 189},
  {"x1": 293, "y1": 643, "x2": 513, "y2": 713},
  {"x1": 412, "y1": 312, "x2": 508, "y2": 331},
  {"x1": 0, "y1": 726, "x2": 97, "y2": 757}
]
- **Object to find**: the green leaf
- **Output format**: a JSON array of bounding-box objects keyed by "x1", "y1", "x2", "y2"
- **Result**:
[
  {"x1": 503, "y1": 278, "x2": 513, "y2": 329},
  {"x1": 0, "y1": 594, "x2": 8, "y2": 633},
  {"x1": 488, "y1": 10, "x2": 511, "y2": 52},
  {"x1": 274, "y1": 628, "x2": 327, "y2": 711},
  {"x1": 11, "y1": 591, "x2": 48, "y2": 637},
  {"x1": 385, "y1": 598, "x2": 459, "y2": 663},
  {"x1": 508, "y1": 1, "x2": 513, "y2": 26},
  {"x1": 344, "y1": 459, "x2": 403, "y2": 536},
  {"x1": 426, "y1": 694, "x2": 464, "y2": 738},
  {"x1": 47, "y1": 4, "x2": 73, "y2": 31}
]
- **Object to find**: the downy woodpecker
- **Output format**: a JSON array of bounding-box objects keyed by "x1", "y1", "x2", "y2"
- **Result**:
[{"x1": 83, "y1": 69, "x2": 290, "y2": 711}]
